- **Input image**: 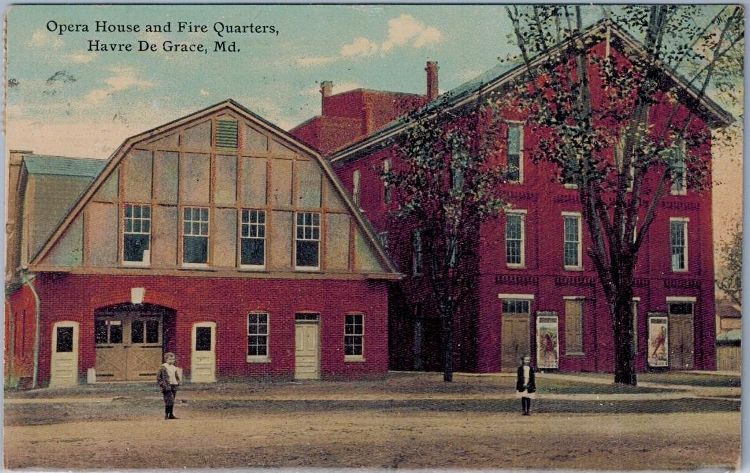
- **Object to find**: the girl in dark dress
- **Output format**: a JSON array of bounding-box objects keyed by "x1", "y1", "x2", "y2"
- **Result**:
[{"x1": 515, "y1": 355, "x2": 536, "y2": 415}]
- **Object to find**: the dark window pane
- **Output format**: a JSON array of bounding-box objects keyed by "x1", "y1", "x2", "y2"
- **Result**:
[
  {"x1": 110, "y1": 323, "x2": 123, "y2": 344},
  {"x1": 131, "y1": 321, "x2": 144, "y2": 343},
  {"x1": 669, "y1": 303, "x2": 693, "y2": 315},
  {"x1": 296, "y1": 240, "x2": 319, "y2": 267},
  {"x1": 56, "y1": 327, "x2": 74, "y2": 352},
  {"x1": 95, "y1": 320, "x2": 108, "y2": 344},
  {"x1": 146, "y1": 320, "x2": 160, "y2": 343},
  {"x1": 124, "y1": 234, "x2": 150, "y2": 262},
  {"x1": 241, "y1": 239, "x2": 265, "y2": 265},
  {"x1": 184, "y1": 236, "x2": 208, "y2": 263},
  {"x1": 196, "y1": 327, "x2": 212, "y2": 351}
]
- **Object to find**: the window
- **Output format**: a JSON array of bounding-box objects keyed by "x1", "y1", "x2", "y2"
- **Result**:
[
  {"x1": 412, "y1": 229, "x2": 423, "y2": 276},
  {"x1": 563, "y1": 213, "x2": 582, "y2": 269},
  {"x1": 56, "y1": 327, "x2": 74, "y2": 353},
  {"x1": 378, "y1": 232, "x2": 389, "y2": 252},
  {"x1": 383, "y1": 159, "x2": 392, "y2": 204},
  {"x1": 668, "y1": 300, "x2": 694, "y2": 316},
  {"x1": 241, "y1": 209, "x2": 266, "y2": 268},
  {"x1": 505, "y1": 211, "x2": 525, "y2": 267},
  {"x1": 215, "y1": 119, "x2": 238, "y2": 148},
  {"x1": 670, "y1": 218, "x2": 688, "y2": 271},
  {"x1": 95, "y1": 319, "x2": 122, "y2": 344},
  {"x1": 123, "y1": 204, "x2": 151, "y2": 264},
  {"x1": 183, "y1": 207, "x2": 209, "y2": 265},
  {"x1": 502, "y1": 299, "x2": 531, "y2": 315},
  {"x1": 564, "y1": 298, "x2": 584, "y2": 354},
  {"x1": 345, "y1": 314, "x2": 364, "y2": 359},
  {"x1": 247, "y1": 313, "x2": 269, "y2": 360},
  {"x1": 296, "y1": 212, "x2": 321, "y2": 270},
  {"x1": 352, "y1": 170, "x2": 361, "y2": 207},
  {"x1": 195, "y1": 327, "x2": 212, "y2": 351},
  {"x1": 131, "y1": 319, "x2": 160, "y2": 344},
  {"x1": 507, "y1": 123, "x2": 523, "y2": 182},
  {"x1": 670, "y1": 139, "x2": 687, "y2": 195}
]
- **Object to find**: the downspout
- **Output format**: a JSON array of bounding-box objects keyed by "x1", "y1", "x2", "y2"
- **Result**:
[{"x1": 21, "y1": 271, "x2": 41, "y2": 389}]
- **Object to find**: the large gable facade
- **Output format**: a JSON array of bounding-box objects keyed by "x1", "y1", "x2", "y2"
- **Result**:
[{"x1": 6, "y1": 100, "x2": 397, "y2": 388}]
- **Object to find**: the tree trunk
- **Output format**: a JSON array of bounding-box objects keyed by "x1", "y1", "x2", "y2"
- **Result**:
[
  {"x1": 612, "y1": 288, "x2": 637, "y2": 386},
  {"x1": 441, "y1": 302, "x2": 454, "y2": 382}
]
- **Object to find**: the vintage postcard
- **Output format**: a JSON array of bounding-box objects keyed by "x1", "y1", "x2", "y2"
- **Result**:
[{"x1": 4, "y1": 4, "x2": 743, "y2": 471}]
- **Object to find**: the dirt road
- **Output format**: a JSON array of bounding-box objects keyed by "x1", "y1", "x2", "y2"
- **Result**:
[{"x1": 5, "y1": 408, "x2": 739, "y2": 470}]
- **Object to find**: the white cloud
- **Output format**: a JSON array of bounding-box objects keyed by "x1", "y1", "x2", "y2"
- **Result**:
[
  {"x1": 67, "y1": 52, "x2": 96, "y2": 64},
  {"x1": 295, "y1": 14, "x2": 441, "y2": 68},
  {"x1": 200, "y1": 89, "x2": 210, "y2": 97},
  {"x1": 382, "y1": 14, "x2": 442, "y2": 53},
  {"x1": 341, "y1": 37, "x2": 379, "y2": 57},
  {"x1": 83, "y1": 67, "x2": 156, "y2": 106},
  {"x1": 29, "y1": 29, "x2": 63, "y2": 49},
  {"x1": 296, "y1": 55, "x2": 338, "y2": 67}
]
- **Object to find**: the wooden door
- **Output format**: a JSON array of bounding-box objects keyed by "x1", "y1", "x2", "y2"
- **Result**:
[
  {"x1": 669, "y1": 316, "x2": 694, "y2": 370},
  {"x1": 50, "y1": 322, "x2": 79, "y2": 387},
  {"x1": 191, "y1": 322, "x2": 217, "y2": 383},
  {"x1": 126, "y1": 317, "x2": 163, "y2": 380},
  {"x1": 502, "y1": 315, "x2": 530, "y2": 372},
  {"x1": 95, "y1": 317, "x2": 127, "y2": 381},
  {"x1": 295, "y1": 320, "x2": 320, "y2": 380}
]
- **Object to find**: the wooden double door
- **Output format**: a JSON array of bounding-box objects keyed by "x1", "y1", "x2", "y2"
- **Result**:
[{"x1": 95, "y1": 309, "x2": 164, "y2": 381}]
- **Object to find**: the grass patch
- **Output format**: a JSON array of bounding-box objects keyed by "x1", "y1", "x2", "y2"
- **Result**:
[{"x1": 575, "y1": 372, "x2": 741, "y2": 388}]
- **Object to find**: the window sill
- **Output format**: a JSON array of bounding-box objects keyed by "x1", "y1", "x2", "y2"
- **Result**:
[
  {"x1": 239, "y1": 266, "x2": 266, "y2": 272},
  {"x1": 506, "y1": 264, "x2": 526, "y2": 270},
  {"x1": 670, "y1": 190, "x2": 687, "y2": 196},
  {"x1": 345, "y1": 356, "x2": 366, "y2": 362},
  {"x1": 122, "y1": 261, "x2": 150, "y2": 268},
  {"x1": 179, "y1": 265, "x2": 216, "y2": 272},
  {"x1": 671, "y1": 268, "x2": 689, "y2": 273},
  {"x1": 246, "y1": 356, "x2": 271, "y2": 363},
  {"x1": 563, "y1": 266, "x2": 584, "y2": 272},
  {"x1": 563, "y1": 183, "x2": 578, "y2": 189},
  {"x1": 565, "y1": 352, "x2": 585, "y2": 356},
  {"x1": 295, "y1": 266, "x2": 321, "y2": 272}
]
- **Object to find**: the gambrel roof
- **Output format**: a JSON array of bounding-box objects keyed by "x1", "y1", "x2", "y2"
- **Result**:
[
  {"x1": 30, "y1": 99, "x2": 399, "y2": 278},
  {"x1": 331, "y1": 19, "x2": 734, "y2": 165}
]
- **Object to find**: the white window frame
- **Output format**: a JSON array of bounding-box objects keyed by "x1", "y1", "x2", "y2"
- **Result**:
[
  {"x1": 295, "y1": 211, "x2": 321, "y2": 271},
  {"x1": 412, "y1": 229, "x2": 423, "y2": 276},
  {"x1": 240, "y1": 209, "x2": 266, "y2": 270},
  {"x1": 352, "y1": 169, "x2": 361, "y2": 207},
  {"x1": 383, "y1": 159, "x2": 392, "y2": 204},
  {"x1": 507, "y1": 122, "x2": 524, "y2": 184},
  {"x1": 505, "y1": 210, "x2": 526, "y2": 268},
  {"x1": 247, "y1": 312, "x2": 270, "y2": 362},
  {"x1": 562, "y1": 212, "x2": 583, "y2": 270},
  {"x1": 670, "y1": 139, "x2": 687, "y2": 196},
  {"x1": 344, "y1": 313, "x2": 365, "y2": 361},
  {"x1": 670, "y1": 217, "x2": 689, "y2": 272},
  {"x1": 122, "y1": 203, "x2": 151, "y2": 267},
  {"x1": 182, "y1": 206, "x2": 210, "y2": 268}
]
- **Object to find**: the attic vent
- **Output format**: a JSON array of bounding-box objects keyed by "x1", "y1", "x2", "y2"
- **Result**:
[{"x1": 216, "y1": 120, "x2": 238, "y2": 148}]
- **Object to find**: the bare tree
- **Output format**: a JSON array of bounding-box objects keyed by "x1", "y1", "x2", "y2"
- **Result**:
[{"x1": 717, "y1": 220, "x2": 742, "y2": 307}]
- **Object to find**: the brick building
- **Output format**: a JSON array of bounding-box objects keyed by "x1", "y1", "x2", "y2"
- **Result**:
[
  {"x1": 310, "y1": 23, "x2": 733, "y2": 373},
  {"x1": 5, "y1": 100, "x2": 397, "y2": 388}
]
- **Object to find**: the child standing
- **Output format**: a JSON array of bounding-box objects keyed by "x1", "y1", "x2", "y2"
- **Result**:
[
  {"x1": 157, "y1": 352, "x2": 181, "y2": 420},
  {"x1": 515, "y1": 355, "x2": 536, "y2": 415}
]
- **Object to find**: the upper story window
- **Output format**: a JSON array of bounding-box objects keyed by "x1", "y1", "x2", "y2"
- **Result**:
[
  {"x1": 670, "y1": 139, "x2": 687, "y2": 195},
  {"x1": 345, "y1": 313, "x2": 364, "y2": 360},
  {"x1": 383, "y1": 159, "x2": 392, "y2": 204},
  {"x1": 247, "y1": 312, "x2": 269, "y2": 361},
  {"x1": 241, "y1": 209, "x2": 266, "y2": 268},
  {"x1": 352, "y1": 169, "x2": 361, "y2": 207},
  {"x1": 505, "y1": 211, "x2": 526, "y2": 268},
  {"x1": 123, "y1": 204, "x2": 151, "y2": 265},
  {"x1": 563, "y1": 213, "x2": 582, "y2": 270},
  {"x1": 378, "y1": 232, "x2": 389, "y2": 252},
  {"x1": 412, "y1": 229, "x2": 423, "y2": 276},
  {"x1": 507, "y1": 123, "x2": 523, "y2": 183},
  {"x1": 670, "y1": 218, "x2": 688, "y2": 272},
  {"x1": 215, "y1": 119, "x2": 238, "y2": 149},
  {"x1": 183, "y1": 207, "x2": 209, "y2": 266},
  {"x1": 296, "y1": 212, "x2": 320, "y2": 270}
]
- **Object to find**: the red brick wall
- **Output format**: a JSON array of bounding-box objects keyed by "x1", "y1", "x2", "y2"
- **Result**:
[
  {"x1": 5, "y1": 283, "x2": 38, "y2": 385},
  {"x1": 31, "y1": 273, "x2": 389, "y2": 385}
]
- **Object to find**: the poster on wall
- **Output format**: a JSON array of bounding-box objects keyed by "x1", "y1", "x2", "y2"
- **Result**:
[
  {"x1": 648, "y1": 316, "x2": 669, "y2": 368},
  {"x1": 536, "y1": 312, "x2": 559, "y2": 370}
]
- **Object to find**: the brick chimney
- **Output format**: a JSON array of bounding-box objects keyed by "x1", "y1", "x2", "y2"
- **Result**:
[
  {"x1": 320, "y1": 81, "x2": 333, "y2": 113},
  {"x1": 425, "y1": 61, "x2": 439, "y2": 101}
]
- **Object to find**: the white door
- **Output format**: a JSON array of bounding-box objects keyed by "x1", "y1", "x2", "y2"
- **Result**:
[
  {"x1": 295, "y1": 320, "x2": 320, "y2": 380},
  {"x1": 191, "y1": 322, "x2": 216, "y2": 383},
  {"x1": 50, "y1": 321, "x2": 79, "y2": 387}
]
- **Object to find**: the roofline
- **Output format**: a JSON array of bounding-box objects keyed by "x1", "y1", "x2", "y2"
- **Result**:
[
  {"x1": 29, "y1": 99, "x2": 399, "y2": 275},
  {"x1": 331, "y1": 20, "x2": 735, "y2": 165}
]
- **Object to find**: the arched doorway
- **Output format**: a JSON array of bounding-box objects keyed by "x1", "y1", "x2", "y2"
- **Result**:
[{"x1": 94, "y1": 303, "x2": 175, "y2": 382}]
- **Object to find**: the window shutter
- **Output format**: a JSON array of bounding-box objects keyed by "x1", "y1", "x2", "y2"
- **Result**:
[
  {"x1": 216, "y1": 120, "x2": 238, "y2": 148},
  {"x1": 565, "y1": 299, "x2": 583, "y2": 353}
]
